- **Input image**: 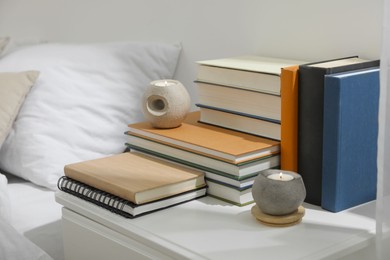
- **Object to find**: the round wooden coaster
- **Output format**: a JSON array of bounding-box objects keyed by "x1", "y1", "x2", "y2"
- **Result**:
[{"x1": 251, "y1": 205, "x2": 305, "y2": 227}]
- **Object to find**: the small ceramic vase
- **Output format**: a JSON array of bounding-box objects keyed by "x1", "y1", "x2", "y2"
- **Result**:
[
  {"x1": 251, "y1": 169, "x2": 306, "y2": 216},
  {"x1": 142, "y1": 79, "x2": 191, "y2": 128}
]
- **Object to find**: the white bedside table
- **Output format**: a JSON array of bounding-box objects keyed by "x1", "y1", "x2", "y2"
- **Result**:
[{"x1": 55, "y1": 192, "x2": 376, "y2": 260}]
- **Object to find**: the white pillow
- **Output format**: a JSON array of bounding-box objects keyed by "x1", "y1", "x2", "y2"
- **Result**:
[
  {"x1": 0, "y1": 41, "x2": 181, "y2": 189},
  {"x1": 0, "y1": 37, "x2": 47, "y2": 57},
  {"x1": 0, "y1": 173, "x2": 10, "y2": 222}
]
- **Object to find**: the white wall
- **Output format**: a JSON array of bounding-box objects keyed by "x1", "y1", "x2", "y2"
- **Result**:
[{"x1": 0, "y1": 0, "x2": 383, "y2": 105}]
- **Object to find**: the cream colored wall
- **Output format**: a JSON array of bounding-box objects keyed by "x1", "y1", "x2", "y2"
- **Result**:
[{"x1": 0, "y1": 0, "x2": 382, "y2": 105}]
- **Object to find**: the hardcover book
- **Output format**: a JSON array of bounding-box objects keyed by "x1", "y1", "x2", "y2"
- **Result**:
[
  {"x1": 126, "y1": 111, "x2": 280, "y2": 164},
  {"x1": 206, "y1": 179, "x2": 254, "y2": 206},
  {"x1": 322, "y1": 67, "x2": 379, "y2": 212},
  {"x1": 280, "y1": 65, "x2": 299, "y2": 171},
  {"x1": 125, "y1": 138, "x2": 280, "y2": 180},
  {"x1": 298, "y1": 57, "x2": 379, "y2": 205},
  {"x1": 196, "y1": 82, "x2": 281, "y2": 122},
  {"x1": 63, "y1": 152, "x2": 206, "y2": 204},
  {"x1": 205, "y1": 171, "x2": 257, "y2": 189},
  {"x1": 196, "y1": 55, "x2": 306, "y2": 95},
  {"x1": 197, "y1": 105, "x2": 281, "y2": 140},
  {"x1": 57, "y1": 176, "x2": 207, "y2": 218}
]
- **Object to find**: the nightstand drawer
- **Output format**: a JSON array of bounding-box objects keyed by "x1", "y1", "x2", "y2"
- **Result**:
[{"x1": 62, "y1": 208, "x2": 177, "y2": 260}]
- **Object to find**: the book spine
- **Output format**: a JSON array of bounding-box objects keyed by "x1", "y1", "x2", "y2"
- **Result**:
[
  {"x1": 298, "y1": 66, "x2": 326, "y2": 205},
  {"x1": 57, "y1": 176, "x2": 135, "y2": 218},
  {"x1": 280, "y1": 66, "x2": 299, "y2": 172},
  {"x1": 321, "y1": 77, "x2": 342, "y2": 212}
]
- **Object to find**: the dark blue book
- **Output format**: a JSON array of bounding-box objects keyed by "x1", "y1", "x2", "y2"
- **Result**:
[{"x1": 322, "y1": 67, "x2": 379, "y2": 212}]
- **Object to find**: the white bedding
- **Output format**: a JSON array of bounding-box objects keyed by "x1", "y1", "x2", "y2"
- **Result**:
[
  {"x1": 2, "y1": 173, "x2": 63, "y2": 260},
  {"x1": 0, "y1": 39, "x2": 181, "y2": 260}
]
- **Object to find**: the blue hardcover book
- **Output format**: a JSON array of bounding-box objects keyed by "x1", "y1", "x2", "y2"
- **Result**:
[{"x1": 322, "y1": 67, "x2": 379, "y2": 212}]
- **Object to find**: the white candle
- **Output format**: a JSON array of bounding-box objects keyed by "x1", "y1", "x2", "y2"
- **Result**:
[
  {"x1": 267, "y1": 172, "x2": 294, "y2": 181},
  {"x1": 153, "y1": 80, "x2": 177, "y2": 87}
]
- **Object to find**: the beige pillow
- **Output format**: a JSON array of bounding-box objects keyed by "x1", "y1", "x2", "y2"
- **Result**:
[{"x1": 0, "y1": 71, "x2": 39, "y2": 146}]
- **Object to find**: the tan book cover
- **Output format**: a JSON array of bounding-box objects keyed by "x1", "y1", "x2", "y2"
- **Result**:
[
  {"x1": 126, "y1": 111, "x2": 280, "y2": 164},
  {"x1": 64, "y1": 152, "x2": 206, "y2": 204}
]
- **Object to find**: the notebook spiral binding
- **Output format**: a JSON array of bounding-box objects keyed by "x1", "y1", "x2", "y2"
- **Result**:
[{"x1": 57, "y1": 176, "x2": 134, "y2": 218}]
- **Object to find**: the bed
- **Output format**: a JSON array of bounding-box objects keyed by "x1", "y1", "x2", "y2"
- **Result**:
[
  {"x1": 1, "y1": 173, "x2": 62, "y2": 260},
  {"x1": 0, "y1": 38, "x2": 182, "y2": 260},
  {"x1": 0, "y1": 1, "x2": 382, "y2": 259}
]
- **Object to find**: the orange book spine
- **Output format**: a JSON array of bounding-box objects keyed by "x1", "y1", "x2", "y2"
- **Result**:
[{"x1": 280, "y1": 66, "x2": 299, "y2": 172}]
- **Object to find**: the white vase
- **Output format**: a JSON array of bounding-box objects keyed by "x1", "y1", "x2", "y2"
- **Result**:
[{"x1": 142, "y1": 79, "x2": 191, "y2": 128}]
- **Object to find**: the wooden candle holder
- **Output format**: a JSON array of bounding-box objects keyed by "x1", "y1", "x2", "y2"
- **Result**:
[{"x1": 251, "y1": 204, "x2": 305, "y2": 227}]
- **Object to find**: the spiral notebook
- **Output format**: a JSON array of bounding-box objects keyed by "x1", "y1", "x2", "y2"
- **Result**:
[{"x1": 57, "y1": 176, "x2": 207, "y2": 218}]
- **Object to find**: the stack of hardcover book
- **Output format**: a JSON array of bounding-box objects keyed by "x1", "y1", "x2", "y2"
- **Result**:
[
  {"x1": 125, "y1": 111, "x2": 280, "y2": 206},
  {"x1": 196, "y1": 56, "x2": 306, "y2": 172},
  {"x1": 57, "y1": 152, "x2": 207, "y2": 218},
  {"x1": 196, "y1": 56, "x2": 303, "y2": 138},
  {"x1": 190, "y1": 56, "x2": 305, "y2": 204}
]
